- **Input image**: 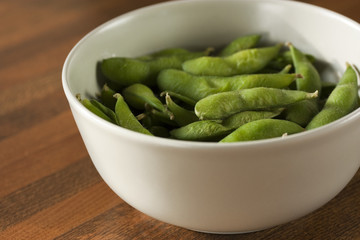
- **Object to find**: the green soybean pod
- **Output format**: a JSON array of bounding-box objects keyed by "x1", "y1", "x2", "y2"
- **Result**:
[
  {"x1": 284, "y1": 100, "x2": 319, "y2": 127},
  {"x1": 266, "y1": 50, "x2": 316, "y2": 71},
  {"x1": 102, "y1": 58, "x2": 150, "y2": 86},
  {"x1": 220, "y1": 119, "x2": 304, "y2": 142},
  {"x1": 284, "y1": 43, "x2": 322, "y2": 126},
  {"x1": 157, "y1": 69, "x2": 300, "y2": 102},
  {"x1": 218, "y1": 34, "x2": 261, "y2": 57},
  {"x1": 100, "y1": 84, "x2": 117, "y2": 110},
  {"x1": 113, "y1": 93, "x2": 152, "y2": 135},
  {"x1": 89, "y1": 99, "x2": 119, "y2": 125},
  {"x1": 182, "y1": 44, "x2": 282, "y2": 76},
  {"x1": 122, "y1": 83, "x2": 165, "y2": 112},
  {"x1": 137, "y1": 112, "x2": 165, "y2": 129},
  {"x1": 208, "y1": 72, "x2": 300, "y2": 90},
  {"x1": 165, "y1": 93, "x2": 198, "y2": 127},
  {"x1": 282, "y1": 50, "x2": 315, "y2": 63},
  {"x1": 78, "y1": 96, "x2": 114, "y2": 124},
  {"x1": 222, "y1": 109, "x2": 284, "y2": 129},
  {"x1": 158, "y1": 69, "x2": 227, "y2": 102},
  {"x1": 288, "y1": 43, "x2": 322, "y2": 94},
  {"x1": 170, "y1": 120, "x2": 232, "y2": 141},
  {"x1": 170, "y1": 109, "x2": 283, "y2": 141},
  {"x1": 148, "y1": 109, "x2": 178, "y2": 127},
  {"x1": 195, "y1": 87, "x2": 318, "y2": 120},
  {"x1": 279, "y1": 64, "x2": 292, "y2": 74},
  {"x1": 101, "y1": 48, "x2": 211, "y2": 87},
  {"x1": 306, "y1": 64, "x2": 359, "y2": 130},
  {"x1": 160, "y1": 91, "x2": 197, "y2": 107}
]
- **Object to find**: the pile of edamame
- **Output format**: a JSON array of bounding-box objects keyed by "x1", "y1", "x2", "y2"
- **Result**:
[{"x1": 78, "y1": 34, "x2": 359, "y2": 142}]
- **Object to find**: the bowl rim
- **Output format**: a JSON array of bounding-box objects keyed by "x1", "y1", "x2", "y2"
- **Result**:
[{"x1": 62, "y1": 0, "x2": 360, "y2": 149}]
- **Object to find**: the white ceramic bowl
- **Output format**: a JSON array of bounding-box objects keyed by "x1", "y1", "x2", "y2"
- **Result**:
[{"x1": 62, "y1": 0, "x2": 360, "y2": 233}]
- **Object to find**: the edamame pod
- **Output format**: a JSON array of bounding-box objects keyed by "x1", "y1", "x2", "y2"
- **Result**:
[
  {"x1": 100, "y1": 84, "x2": 117, "y2": 110},
  {"x1": 78, "y1": 96, "x2": 115, "y2": 124},
  {"x1": 102, "y1": 48, "x2": 211, "y2": 87},
  {"x1": 284, "y1": 100, "x2": 319, "y2": 127},
  {"x1": 160, "y1": 91, "x2": 197, "y2": 107},
  {"x1": 77, "y1": 94, "x2": 119, "y2": 125},
  {"x1": 218, "y1": 34, "x2": 261, "y2": 57},
  {"x1": 122, "y1": 83, "x2": 165, "y2": 112},
  {"x1": 182, "y1": 44, "x2": 282, "y2": 76},
  {"x1": 306, "y1": 64, "x2": 359, "y2": 129},
  {"x1": 170, "y1": 109, "x2": 283, "y2": 141},
  {"x1": 195, "y1": 87, "x2": 318, "y2": 120},
  {"x1": 220, "y1": 119, "x2": 304, "y2": 142},
  {"x1": 157, "y1": 69, "x2": 300, "y2": 102},
  {"x1": 289, "y1": 43, "x2": 322, "y2": 94},
  {"x1": 165, "y1": 93, "x2": 198, "y2": 126},
  {"x1": 284, "y1": 43, "x2": 322, "y2": 126},
  {"x1": 279, "y1": 64, "x2": 292, "y2": 74},
  {"x1": 222, "y1": 109, "x2": 284, "y2": 129},
  {"x1": 113, "y1": 93, "x2": 153, "y2": 135},
  {"x1": 89, "y1": 99, "x2": 119, "y2": 125},
  {"x1": 102, "y1": 58, "x2": 150, "y2": 86},
  {"x1": 170, "y1": 120, "x2": 232, "y2": 141},
  {"x1": 266, "y1": 50, "x2": 315, "y2": 71},
  {"x1": 148, "y1": 108, "x2": 177, "y2": 127}
]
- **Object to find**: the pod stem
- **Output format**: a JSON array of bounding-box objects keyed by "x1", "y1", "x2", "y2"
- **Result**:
[
  {"x1": 136, "y1": 113, "x2": 147, "y2": 121},
  {"x1": 308, "y1": 90, "x2": 319, "y2": 99},
  {"x1": 295, "y1": 73, "x2": 303, "y2": 79}
]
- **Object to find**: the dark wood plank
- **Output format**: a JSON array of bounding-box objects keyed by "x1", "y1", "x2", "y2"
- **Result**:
[{"x1": 0, "y1": 157, "x2": 101, "y2": 230}]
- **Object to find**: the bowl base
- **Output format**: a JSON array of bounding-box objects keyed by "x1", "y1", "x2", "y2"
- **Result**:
[{"x1": 189, "y1": 226, "x2": 269, "y2": 235}]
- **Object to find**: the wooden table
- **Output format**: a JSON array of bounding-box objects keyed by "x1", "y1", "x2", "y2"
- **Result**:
[{"x1": 1, "y1": 0, "x2": 359, "y2": 239}]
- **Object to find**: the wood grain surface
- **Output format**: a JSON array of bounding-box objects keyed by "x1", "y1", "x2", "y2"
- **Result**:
[{"x1": 1, "y1": 0, "x2": 359, "y2": 239}]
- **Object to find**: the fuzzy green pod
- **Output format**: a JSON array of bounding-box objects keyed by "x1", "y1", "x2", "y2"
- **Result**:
[
  {"x1": 101, "y1": 48, "x2": 211, "y2": 87},
  {"x1": 170, "y1": 109, "x2": 283, "y2": 141},
  {"x1": 89, "y1": 99, "x2": 119, "y2": 125},
  {"x1": 157, "y1": 69, "x2": 300, "y2": 102},
  {"x1": 78, "y1": 94, "x2": 119, "y2": 125},
  {"x1": 160, "y1": 91, "x2": 197, "y2": 107},
  {"x1": 220, "y1": 119, "x2": 304, "y2": 142},
  {"x1": 266, "y1": 50, "x2": 315, "y2": 71},
  {"x1": 182, "y1": 44, "x2": 282, "y2": 76},
  {"x1": 289, "y1": 44, "x2": 322, "y2": 94},
  {"x1": 170, "y1": 120, "x2": 231, "y2": 141},
  {"x1": 306, "y1": 64, "x2": 359, "y2": 130},
  {"x1": 195, "y1": 87, "x2": 318, "y2": 120},
  {"x1": 222, "y1": 109, "x2": 284, "y2": 129},
  {"x1": 113, "y1": 93, "x2": 152, "y2": 135},
  {"x1": 218, "y1": 34, "x2": 261, "y2": 57},
  {"x1": 284, "y1": 100, "x2": 319, "y2": 127},
  {"x1": 100, "y1": 84, "x2": 117, "y2": 110},
  {"x1": 79, "y1": 97, "x2": 114, "y2": 123},
  {"x1": 165, "y1": 93, "x2": 198, "y2": 126},
  {"x1": 284, "y1": 44, "x2": 322, "y2": 126},
  {"x1": 122, "y1": 83, "x2": 165, "y2": 112}
]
